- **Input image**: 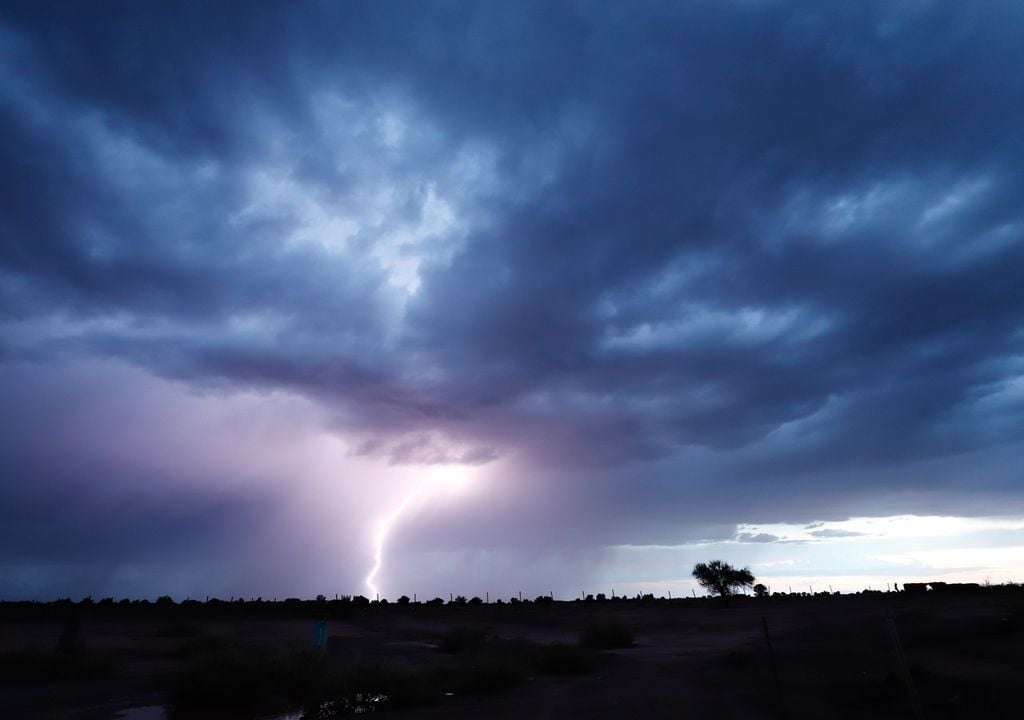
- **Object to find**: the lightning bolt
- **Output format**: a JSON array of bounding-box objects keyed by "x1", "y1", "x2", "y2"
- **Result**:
[
  {"x1": 365, "y1": 483, "x2": 424, "y2": 599},
  {"x1": 364, "y1": 466, "x2": 473, "y2": 599}
]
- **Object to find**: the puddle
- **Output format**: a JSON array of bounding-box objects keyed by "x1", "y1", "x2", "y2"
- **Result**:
[
  {"x1": 105, "y1": 699, "x2": 390, "y2": 720},
  {"x1": 307, "y1": 693, "x2": 390, "y2": 716}
]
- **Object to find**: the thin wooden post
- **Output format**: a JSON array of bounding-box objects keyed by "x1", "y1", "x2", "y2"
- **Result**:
[
  {"x1": 762, "y1": 616, "x2": 785, "y2": 716},
  {"x1": 887, "y1": 618, "x2": 925, "y2": 720}
]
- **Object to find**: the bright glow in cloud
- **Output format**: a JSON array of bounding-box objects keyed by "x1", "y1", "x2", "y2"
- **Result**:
[{"x1": 364, "y1": 465, "x2": 475, "y2": 599}]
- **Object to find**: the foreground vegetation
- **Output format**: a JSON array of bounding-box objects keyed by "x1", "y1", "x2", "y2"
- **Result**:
[
  {"x1": 1, "y1": 585, "x2": 1022, "y2": 718},
  {"x1": 169, "y1": 623, "x2": 613, "y2": 717}
]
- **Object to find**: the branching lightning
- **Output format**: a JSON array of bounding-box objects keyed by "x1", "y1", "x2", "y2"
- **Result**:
[{"x1": 365, "y1": 466, "x2": 472, "y2": 599}]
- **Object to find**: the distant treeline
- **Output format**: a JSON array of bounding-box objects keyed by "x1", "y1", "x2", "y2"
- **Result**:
[{"x1": 1, "y1": 581, "x2": 1021, "y2": 621}]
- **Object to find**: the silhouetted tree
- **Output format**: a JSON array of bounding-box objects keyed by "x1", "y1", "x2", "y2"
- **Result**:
[
  {"x1": 753, "y1": 583, "x2": 768, "y2": 598},
  {"x1": 692, "y1": 560, "x2": 755, "y2": 603}
]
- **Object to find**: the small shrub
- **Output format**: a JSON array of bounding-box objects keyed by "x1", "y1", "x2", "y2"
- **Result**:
[
  {"x1": 307, "y1": 634, "x2": 601, "y2": 715},
  {"x1": 532, "y1": 642, "x2": 596, "y2": 675},
  {"x1": 438, "y1": 627, "x2": 486, "y2": 655},
  {"x1": 580, "y1": 621, "x2": 634, "y2": 649},
  {"x1": 480, "y1": 637, "x2": 596, "y2": 678},
  {"x1": 485, "y1": 637, "x2": 536, "y2": 666},
  {"x1": 460, "y1": 656, "x2": 527, "y2": 694},
  {"x1": 171, "y1": 640, "x2": 325, "y2": 711}
]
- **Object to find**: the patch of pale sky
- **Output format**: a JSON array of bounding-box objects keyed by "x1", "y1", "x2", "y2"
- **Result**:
[
  {"x1": 868, "y1": 546, "x2": 1024, "y2": 574},
  {"x1": 595, "y1": 514, "x2": 1024, "y2": 597},
  {"x1": 917, "y1": 175, "x2": 991, "y2": 228},
  {"x1": 600, "y1": 303, "x2": 829, "y2": 353},
  {"x1": 739, "y1": 515, "x2": 1024, "y2": 542}
]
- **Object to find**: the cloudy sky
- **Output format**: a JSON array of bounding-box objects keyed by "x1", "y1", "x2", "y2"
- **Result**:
[{"x1": 2, "y1": 1, "x2": 1023, "y2": 601}]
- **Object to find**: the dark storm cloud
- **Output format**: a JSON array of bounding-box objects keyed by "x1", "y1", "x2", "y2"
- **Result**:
[{"x1": 3, "y1": 0, "x2": 1024, "y2": 581}]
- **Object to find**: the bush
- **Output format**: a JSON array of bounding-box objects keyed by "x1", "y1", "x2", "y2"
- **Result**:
[
  {"x1": 579, "y1": 622, "x2": 634, "y2": 649},
  {"x1": 532, "y1": 642, "x2": 597, "y2": 675},
  {"x1": 437, "y1": 627, "x2": 487, "y2": 655},
  {"x1": 171, "y1": 638, "x2": 325, "y2": 711},
  {"x1": 306, "y1": 633, "x2": 602, "y2": 716},
  {"x1": 460, "y1": 656, "x2": 527, "y2": 694}
]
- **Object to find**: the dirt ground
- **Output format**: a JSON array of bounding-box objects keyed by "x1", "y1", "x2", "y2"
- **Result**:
[{"x1": 2, "y1": 590, "x2": 1022, "y2": 719}]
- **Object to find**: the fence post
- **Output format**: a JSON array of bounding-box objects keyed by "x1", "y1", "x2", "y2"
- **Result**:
[
  {"x1": 762, "y1": 616, "x2": 785, "y2": 716},
  {"x1": 887, "y1": 617, "x2": 925, "y2": 720}
]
